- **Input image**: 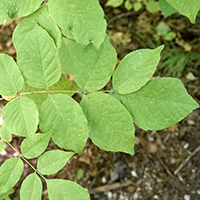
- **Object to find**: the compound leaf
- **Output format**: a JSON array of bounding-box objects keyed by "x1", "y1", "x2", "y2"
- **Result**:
[
  {"x1": 0, "y1": 124, "x2": 12, "y2": 142},
  {"x1": 39, "y1": 94, "x2": 89, "y2": 153},
  {"x1": 0, "y1": 54, "x2": 24, "y2": 97},
  {"x1": 37, "y1": 150, "x2": 75, "y2": 175},
  {"x1": 166, "y1": 0, "x2": 200, "y2": 23},
  {"x1": 113, "y1": 45, "x2": 164, "y2": 94},
  {"x1": 120, "y1": 77, "x2": 199, "y2": 131},
  {"x1": 13, "y1": 5, "x2": 61, "y2": 48},
  {"x1": 49, "y1": 0, "x2": 107, "y2": 48},
  {"x1": 7, "y1": 0, "x2": 43, "y2": 19},
  {"x1": 21, "y1": 132, "x2": 51, "y2": 159},
  {"x1": 46, "y1": 179, "x2": 90, "y2": 200},
  {"x1": 20, "y1": 173, "x2": 42, "y2": 200},
  {"x1": 14, "y1": 23, "x2": 61, "y2": 89},
  {"x1": 60, "y1": 36, "x2": 117, "y2": 92},
  {"x1": 80, "y1": 92, "x2": 135, "y2": 155},
  {"x1": 0, "y1": 157, "x2": 24, "y2": 194},
  {"x1": 3, "y1": 96, "x2": 38, "y2": 137}
]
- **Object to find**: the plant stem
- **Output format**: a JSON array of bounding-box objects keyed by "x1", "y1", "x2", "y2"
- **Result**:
[{"x1": 7, "y1": 142, "x2": 47, "y2": 181}]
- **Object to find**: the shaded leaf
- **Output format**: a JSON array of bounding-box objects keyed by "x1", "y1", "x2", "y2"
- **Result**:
[
  {"x1": 49, "y1": 0, "x2": 106, "y2": 48},
  {"x1": 3, "y1": 96, "x2": 38, "y2": 137},
  {"x1": 20, "y1": 173, "x2": 42, "y2": 200},
  {"x1": 39, "y1": 94, "x2": 89, "y2": 153},
  {"x1": 37, "y1": 150, "x2": 74, "y2": 175},
  {"x1": 0, "y1": 54, "x2": 24, "y2": 97},
  {"x1": 80, "y1": 92, "x2": 135, "y2": 155},
  {"x1": 60, "y1": 36, "x2": 117, "y2": 92},
  {"x1": 113, "y1": 45, "x2": 164, "y2": 94},
  {"x1": 166, "y1": 0, "x2": 200, "y2": 23},
  {"x1": 0, "y1": 124, "x2": 12, "y2": 142},
  {"x1": 0, "y1": 157, "x2": 24, "y2": 194},
  {"x1": 14, "y1": 23, "x2": 61, "y2": 89},
  {"x1": 120, "y1": 78, "x2": 199, "y2": 131},
  {"x1": 13, "y1": 5, "x2": 61, "y2": 48},
  {"x1": 46, "y1": 179, "x2": 90, "y2": 200},
  {"x1": 21, "y1": 132, "x2": 51, "y2": 159},
  {"x1": 159, "y1": 0, "x2": 176, "y2": 18},
  {"x1": 22, "y1": 76, "x2": 77, "y2": 109}
]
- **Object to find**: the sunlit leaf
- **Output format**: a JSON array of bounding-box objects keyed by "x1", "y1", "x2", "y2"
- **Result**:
[
  {"x1": 0, "y1": 124, "x2": 12, "y2": 142},
  {"x1": 39, "y1": 94, "x2": 89, "y2": 153},
  {"x1": 113, "y1": 45, "x2": 164, "y2": 94},
  {"x1": 0, "y1": 141, "x2": 6, "y2": 154},
  {"x1": 120, "y1": 77, "x2": 199, "y2": 131},
  {"x1": 3, "y1": 96, "x2": 38, "y2": 137},
  {"x1": 14, "y1": 23, "x2": 61, "y2": 89},
  {"x1": 81, "y1": 92, "x2": 135, "y2": 155},
  {"x1": 20, "y1": 173, "x2": 42, "y2": 200},
  {"x1": 7, "y1": 0, "x2": 43, "y2": 18},
  {"x1": 166, "y1": 0, "x2": 200, "y2": 23},
  {"x1": 0, "y1": 157, "x2": 24, "y2": 194},
  {"x1": 0, "y1": 188, "x2": 14, "y2": 199},
  {"x1": 37, "y1": 150, "x2": 75, "y2": 175},
  {"x1": 159, "y1": 0, "x2": 176, "y2": 18},
  {"x1": 46, "y1": 179, "x2": 90, "y2": 200},
  {"x1": 13, "y1": 5, "x2": 61, "y2": 48},
  {"x1": 0, "y1": 54, "x2": 24, "y2": 97},
  {"x1": 21, "y1": 132, "x2": 51, "y2": 159},
  {"x1": 49, "y1": 0, "x2": 106, "y2": 48}
]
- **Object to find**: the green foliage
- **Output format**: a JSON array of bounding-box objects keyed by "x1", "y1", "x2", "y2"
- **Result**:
[{"x1": 0, "y1": 0, "x2": 199, "y2": 199}]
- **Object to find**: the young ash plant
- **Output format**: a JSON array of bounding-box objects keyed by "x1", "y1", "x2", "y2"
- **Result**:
[{"x1": 0, "y1": 0, "x2": 199, "y2": 199}]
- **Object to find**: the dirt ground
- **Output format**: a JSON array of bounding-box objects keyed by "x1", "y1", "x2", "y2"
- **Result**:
[{"x1": 0, "y1": 2, "x2": 200, "y2": 200}]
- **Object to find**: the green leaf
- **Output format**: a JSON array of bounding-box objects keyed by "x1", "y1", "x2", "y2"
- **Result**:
[
  {"x1": 106, "y1": 0, "x2": 124, "y2": 7},
  {"x1": 0, "y1": 1, "x2": 10, "y2": 24},
  {"x1": 3, "y1": 96, "x2": 38, "y2": 137},
  {"x1": 20, "y1": 173, "x2": 42, "y2": 200},
  {"x1": 39, "y1": 94, "x2": 89, "y2": 153},
  {"x1": 13, "y1": 5, "x2": 61, "y2": 48},
  {"x1": 22, "y1": 76, "x2": 77, "y2": 109},
  {"x1": 145, "y1": 0, "x2": 160, "y2": 13},
  {"x1": 120, "y1": 77, "x2": 199, "y2": 131},
  {"x1": 60, "y1": 36, "x2": 117, "y2": 92},
  {"x1": 7, "y1": 0, "x2": 43, "y2": 19},
  {"x1": 166, "y1": 0, "x2": 200, "y2": 23},
  {"x1": 0, "y1": 157, "x2": 24, "y2": 194},
  {"x1": 13, "y1": 23, "x2": 61, "y2": 89},
  {"x1": 159, "y1": 0, "x2": 177, "y2": 18},
  {"x1": 80, "y1": 92, "x2": 135, "y2": 155},
  {"x1": 124, "y1": 0, "x2": 133, "y2": 11},
  {"x1": 0, "y1": 189, "x2": 14, "y2": 200},
  {"x1": 37, "y1": 150, "x2": 75, "y2": 175},
  {"x1": 133, "y1": 2, "x2": 142, "y2": 12},
  {"x1": 46, "y1": 179, "x2": 90, "y2": 200},
  {"x1": 21, "y1": 132, "x2": 51, "y2": 159},
  {"x1": 0, "y1": 124, "x2": 12, "y2": 142},
  {"x1": 113, "y1": 45, "x2": 164, "y2": 94},
  {"x1": 49, "y1": 0, "x2": 107, "y2": 48},
  {"x1": 0, "y1": 54, "x2": 24, "y2": 97},
  {"x1": 0, "y1": 141, "x2": 6, "y2": 154}
]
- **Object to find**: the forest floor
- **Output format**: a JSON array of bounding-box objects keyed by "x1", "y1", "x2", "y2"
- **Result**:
[{"x1": 0, "y1": 2, "x2": 200, "y2": 200}]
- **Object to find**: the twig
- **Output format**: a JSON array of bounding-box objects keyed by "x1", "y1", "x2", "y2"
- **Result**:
[
  {"x1": 108, "y1": 11, "x2": 137, "y2": 26},
  {"x1": 174, "y1": 145, "x2": 200, "y2": 175},
  {"x1": 156, "y1": 154, "x2": 174, "y2": 178}
]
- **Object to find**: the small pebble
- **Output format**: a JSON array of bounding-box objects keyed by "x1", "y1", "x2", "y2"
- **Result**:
[
  {"x1": 107, "y1": 191, "x2": 112, "y2": 199},
  {"x1": 184, "y1": 194, "x2": 190, "y2": 200},
  {"x1": 184, "y1": 143, "x2": 189, "y2": 149},
  {"x1": 131, "y1": 170, "x2": 138, "y2": 177},
  {"x1": 101, "y1": 177, "x2": 106, "y2": 184},
  {"x1": 197, "y1": 188, "x2": 200, "y2": 195}
]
